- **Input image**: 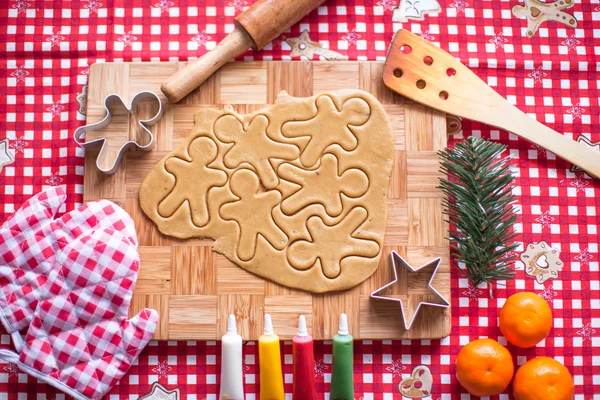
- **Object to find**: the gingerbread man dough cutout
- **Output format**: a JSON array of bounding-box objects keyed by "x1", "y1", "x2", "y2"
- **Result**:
[
  {"x1": 278, "y1": 153, "x2": 369, "y2": 217},
  {"x1": 282, "y1": 96, "x2": 370, "y2": 168},
  {"x1": 512, "y1": 0, "x2": 577, "y2": 38},
  {"x1": 214, "y1": 114, "x2": 299, "y2": 189},
  {"x1": 286, "y1": 207, "x2": 379, "y2": 279},
  {"x1": 158, "y1": 137, "x2": 227, "y2": 227},
  {"x1": 139, "y1": 90, "x2": 395, "y2": 293},
  {"x1": 220, "y1": 169, "x2": 288, "y2": 261}
]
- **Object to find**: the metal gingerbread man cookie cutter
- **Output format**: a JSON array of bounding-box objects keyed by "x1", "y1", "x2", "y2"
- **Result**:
[
  {"x1": 370, "y1": 250, "x2": 450, "y2": 330},
  {"x1": 73, "y1": 91, "x2": 163, "y2": 175}
]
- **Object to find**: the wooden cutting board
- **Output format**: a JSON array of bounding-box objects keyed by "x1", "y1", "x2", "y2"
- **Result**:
[{"x1": 83, "y1": 61, "x2": 450, "y2": 340}]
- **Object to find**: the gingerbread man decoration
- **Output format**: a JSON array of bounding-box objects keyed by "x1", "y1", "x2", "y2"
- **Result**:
[
  {"x1": 214, "y1": 114, "x2": 299, "y2": 189},
  {"x1": 159, "y1": 137, "x2": 227, "y2": 227},
  {"x1": 220, "y1": 169, "x2": 288, "y2": 261},
  {"x1": 0, "y1": 138, "x2": 14, "y2": 174},
  {"x1": 278, "y1": 153, "x2": 369, "y2": 217},
  {"x1": 512, "y1": 0, "x2": 577, "y2": 38},
  {"x1": 282, "y1": 96, "x2": 370, "y2": 168},
  {"x1": 286, "y1": 207, "x2": 379, "y2": 278}
]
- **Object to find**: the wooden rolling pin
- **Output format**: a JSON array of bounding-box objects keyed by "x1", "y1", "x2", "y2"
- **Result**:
[{"x1": 161, "y1": 0, "x2": 327, "y2": 103}]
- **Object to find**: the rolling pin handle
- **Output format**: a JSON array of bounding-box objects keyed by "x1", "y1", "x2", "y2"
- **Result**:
[{"x1": 161, "y1": 28, "x2": 255, "y2": 104}]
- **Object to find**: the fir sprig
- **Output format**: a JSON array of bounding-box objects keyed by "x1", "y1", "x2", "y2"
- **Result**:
[{"x1": 438, "y1": 137, "x2": 519, "y2": 287}]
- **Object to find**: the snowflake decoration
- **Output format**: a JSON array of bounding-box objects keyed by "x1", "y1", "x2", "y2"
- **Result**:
[
  {"x1": 46, "y1": 30, "x2": 66, "y2": 49},
  {"x1": 152, "y1": 360, "x2": 172, "y2": 378},
  {"x1": 505, "y1": 249, "x2": 518, "y2": 260},
  {"x1": 273, "y1": 34, "x2": 287, "y2": 46},
  {"x1": 47, "y1": 101, "x2": 64, "y2": 118},
  {"x1": 10, "y1": 65, "x2": 29, "y2": 83},
  {"x1": 192, "y1": 31, "x2": 211, "y2": 48},
  {"x1": 539, "y1": 285, "x2": 557, "y2": 303},
  {"x1": 314, "y1": 358, "x2": 329, "y2": 377},
  {"x1": 11, "y1": 0, "x2": 30, "y2": 14},
  {"x1": 83, "y1": 0, "x2": 102, "y2": 14},
  {"x1": 595, "y1": 2, "x2": 600, "y2": 11},
  {"x1": 45, "y1": 172, "x2": 63, "y2": 186},
  {"x1": 241, "y1": 360, "x2": 251, "y2": 378},
  {"x1": 576, "y1": 323, "x2": 596, "y2": 342},
  {"x1": 535, "y1": 210, "x2": 554, "y2": 228},
  {"x1": 228, "y1": 0, "x2": 247, "y2": 12},
  {"x1": 531, "y1": 144, "x2": 547, "y2": 159},
  {"x1": 561, "y1": 34, "x2": 579, "y2": 52},
  {"x1": 449, "y1": 0, "x2": 469, "y2": 13},
  {"x1": 9, "y1": 136, "x2": 28, "y2": 153},
  {"x1": 385, "y1": 359, "x2": 407, "y2": 377},
  {"x1": 418, "y1": 30, "x2": 435, "y2": 41},
  {"x1": 566, "y1": 102, "x2": 585, "y2": 120},
  {"x1": 528, "y1": 66, "x2": 546, "y2": 84},
  {"x1": 3, "y1": 363, "x2": 19, "y2": 377},
  {"x1": 153, "y1": 0, "x2": 174, "y2": 13},
  {"x1": 342, "y1": 29, "x2": 362, "y2": 46},
  {"x1": 81, "y1": 65, "x2": 90, "y2": 75},
  {"x1": 575, "y1": 248, "x2": 593, "y2": 266},
  {"x1": 463, "y1": 285, "x2": 482, "y2": 302},
  {"x1": 570, "y1": 174, "x2": 590, "y2": 192},
  {"x1": 118, "y1": 31, "x2": 138, "y2": 47},
  {"x1": 489, "y1": 32, "x2": 508, "y2": 49},
  {"x1": 377, "y1": 0, "x2": 397, "y2": 10}
]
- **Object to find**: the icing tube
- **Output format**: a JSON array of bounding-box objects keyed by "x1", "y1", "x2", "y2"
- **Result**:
[
  {"x1": 292, "y1": 315, "x2": 318, "y2": 400},
  {"x1": 219, "y1": 314, "x2": 244, "y2": 400},
  {"x1": 330, "y1": 313, "x2": 354, "y2": 400},
  {"x1": 259, "y1": 314, "x2": 285, "y2": 400}
]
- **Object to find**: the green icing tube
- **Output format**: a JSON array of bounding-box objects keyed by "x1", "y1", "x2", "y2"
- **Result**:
[{"x1": 330, "y1": 313, "x2": 354, "y2": 400}]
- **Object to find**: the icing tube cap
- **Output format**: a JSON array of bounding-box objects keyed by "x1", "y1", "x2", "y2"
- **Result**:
[
  {"x1": 338, "y1": 313, "x2": 349, "y2": 335},
  {"x1": 264, "y1": 314, "x2": 274, "y2": 335},
  {"x1": 227, "y1": 314, "x2": 237, "y2": 335},
  {"x1": 297, "y1": 315, "x2": 308, "y2": 337}
]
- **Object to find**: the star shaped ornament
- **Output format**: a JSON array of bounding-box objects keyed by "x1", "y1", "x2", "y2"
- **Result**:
[
  {"x1": 370, "y1": 251, "x2": 450, "y2": 330},
  {"x1": 0, "y1": 138, "x2": 15, "y2": 173},
  {"x1": 285, "y1": 30, "x2": 346, "y2": 60},
  {"x1": 139, "y1": 382, "x2": 179, "y2": 400}
]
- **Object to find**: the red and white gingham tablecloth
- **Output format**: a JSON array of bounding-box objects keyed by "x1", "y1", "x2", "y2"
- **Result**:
[{"x1": 0, "y1": 0, "x2": 599, "y2": 398}]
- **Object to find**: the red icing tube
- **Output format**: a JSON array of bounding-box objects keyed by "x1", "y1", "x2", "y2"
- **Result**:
[{"x1": 292, "y1": 315, "x2": 318, "y2": 400}]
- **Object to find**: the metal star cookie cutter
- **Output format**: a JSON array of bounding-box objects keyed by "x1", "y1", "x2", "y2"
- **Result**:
[
  {"x1": 370, "y1": 251, "x2": 450, "y2": 330},
  {"x1": 73, "y1": 91, "x2": 163, "y2": 175}
]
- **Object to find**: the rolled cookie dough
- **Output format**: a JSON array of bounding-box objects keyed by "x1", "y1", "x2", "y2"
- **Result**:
[{"x1": 139, "y1": 90, "x2": 394, "y2": 293}]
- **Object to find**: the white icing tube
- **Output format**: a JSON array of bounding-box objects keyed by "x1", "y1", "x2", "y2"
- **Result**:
[{"x1": 219, "y1": 314, "x2": 245, "y2": 400}]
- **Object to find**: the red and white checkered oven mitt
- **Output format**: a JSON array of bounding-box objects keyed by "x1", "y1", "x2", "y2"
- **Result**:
[{"x1": 0, "y1": 187, "x2": 158, "y2": 400}]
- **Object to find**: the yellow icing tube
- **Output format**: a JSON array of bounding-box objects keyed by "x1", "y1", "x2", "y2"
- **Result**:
[
  {"x1": 219, "y1": 314, "x2": 244, "y2": 400},
  {"x1": 259, "y1": 314, "x2": 285, "y2": 400}
]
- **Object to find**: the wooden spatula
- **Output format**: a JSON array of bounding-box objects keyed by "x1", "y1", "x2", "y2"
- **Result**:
[{"x1": 383, "y1": 29, "x2": 600, "y2": 179}]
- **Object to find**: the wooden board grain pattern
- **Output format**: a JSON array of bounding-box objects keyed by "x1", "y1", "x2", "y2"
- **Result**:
[{"x1": 84, "y1": 61, "x2": 450, "y2": 340}]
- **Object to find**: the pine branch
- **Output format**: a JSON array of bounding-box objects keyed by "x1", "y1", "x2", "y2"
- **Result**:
[{"x1": 438, "y1": 137, "x2": 519, "y2": 287}]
